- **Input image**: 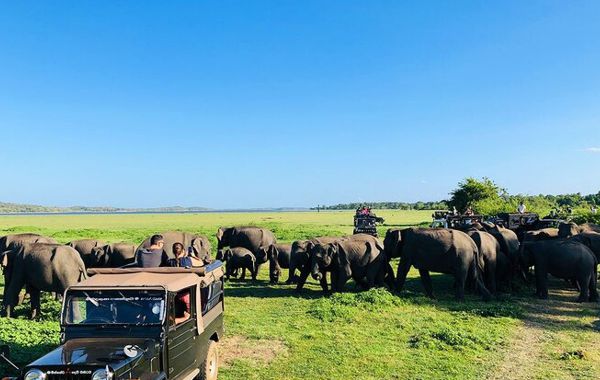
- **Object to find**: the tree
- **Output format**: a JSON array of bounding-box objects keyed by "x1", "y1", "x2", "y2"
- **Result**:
[{"x1": 448, "y1": 177, "x2": 505, "y2": 213}]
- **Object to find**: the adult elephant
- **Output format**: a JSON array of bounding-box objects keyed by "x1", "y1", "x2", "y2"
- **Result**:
[
  {"x1": 91, "y1": 243, "x2": 137, "y2": 267},
  {"x1": 216, "y1": 226, "x2": 277, "y2": 272},
  {"x1": 568, "y1": 231, "x2": 600, "y2": 261},
  {"x1": 310, "y1": 234, "x2": 387, "y2": 292},
  {"x1": 217, "y1": 226, "x2": 276, "y2": 254},
  {"x1": 0, "y1": 233, "x2": 57, "y2": 252},
  {"x1": 137, "y1": 231, "x2": 212, "y2": 261},
  {"x1": 1, "y1": 243, "x2": 86, "y2": 318},
  {"x1": 288, "y1": 237, "x2": 340, "y2": 291},
  {"x1": 467, "y1": 230, "x2": 509, "y2": 294},
  {"x1": 260, "y1": 243, "x2": 292, "y2": 284},
  {"x1": 523, "y1": 228, "x2": 560, "y2": 241},
  {"x1": 485, "y1": 225, "x2": 520, "y2": 285},
  {"x1": 67, "y1": 239, "x2": 106, "y2": 268},
  {"x1": 1, "y1": 233, "x2": 58, "y2": 301},
  {"x1": 384, "y1": 228, "x2": 491, "y2": 301},
  {"x1": 520, "y1": 239, "x2": 598, "y2": 302},
  {"x1": 559, "y1": 222, "x2": 600, "y2": 238}
]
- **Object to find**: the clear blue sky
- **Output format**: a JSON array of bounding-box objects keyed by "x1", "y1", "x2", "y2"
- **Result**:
[{"x1": 1, "y1": 1, "x2": 599, "y2": 209}]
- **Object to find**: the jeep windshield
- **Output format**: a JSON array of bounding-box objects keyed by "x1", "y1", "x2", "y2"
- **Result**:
[{"x1": 64, "y1": 289, "x2": 166, "y2": 326}]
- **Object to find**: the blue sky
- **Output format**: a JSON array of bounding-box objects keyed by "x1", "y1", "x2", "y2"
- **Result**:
[{"x1": 1, "y1": 1, "x2": 599, "y2": 209}]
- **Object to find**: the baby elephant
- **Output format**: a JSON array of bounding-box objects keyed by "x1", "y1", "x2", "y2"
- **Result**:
[{"x1": 216, "y1": 247, "x2": 257, "y2": 281}]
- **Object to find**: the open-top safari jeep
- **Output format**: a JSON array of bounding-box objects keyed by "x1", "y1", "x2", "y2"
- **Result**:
[
  {"x1": 353, "y1": 211, "x2": 385, "y2": 237},
  {"x1": 1, "y1": 263, "x2": 225, "y2": 380},
  {"x1": 430, "y1": 211, "x2": 484, "y2": 229}
]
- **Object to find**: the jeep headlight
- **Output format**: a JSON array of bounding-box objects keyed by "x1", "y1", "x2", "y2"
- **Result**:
[
  {"x1": 92, "y1": 368, "x2": 113, "y2": 380},
  {"x1": 24, "y1": 369, "x2": 45, "y2": 380}
]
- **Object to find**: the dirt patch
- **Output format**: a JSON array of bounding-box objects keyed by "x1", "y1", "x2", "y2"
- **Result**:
[
  {"x1": 487, "y1": 286, "x2": 600, "y2": 380},
  {"x1": 220, "y1": 335, "x2": 288, "y2": 367}
]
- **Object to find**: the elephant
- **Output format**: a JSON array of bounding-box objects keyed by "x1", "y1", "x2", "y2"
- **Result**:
[
  {"x1": 216, "y1": 226, "x2": 277, "y2": 276},
  {"x1": 67, "y1": 239, "x2": 106, "y2": 267},
  {"x1": 485, "y1": 225, "x2": 521, "y2": 286},
  {"x1": 467, "y1": 230, "x2": 509, "y2": 294},
  {"x1": 568, "y1": 231, "x2": 600, "y2": 262},
  {"x1": 90, "y1": 243, "x2": 137, "y2": 267},
  {"x1": 523, "y1": 228, "x2": 560, "y2": 241},
  {"x1": 260, "y1": 243, "x2": 291, "y2": 284},
  {"x1": 1, "y1": 243, "x2": 87, "y2": 318},
  {"x1": 519, "y1": 239, "x2": 598, "y2": 302},
  {"x1": 310, "y1": 235, "x2": 387, "y2": 292},
  {"x1": 288, "y1": 237, "x2": 340, "y2": 291},
  {"x1": 558, "y1": 222, "x2": 600, "y2": 238},
  {"x1": 1, "y1": 233, "x2": 58, "y2": 301},
  {"x1": 216, "y1": 247, "x2": 257, "y2": 281},
  {"x1": 137, "y1": 231, "x2": 211, "y2": 261},
  {"x1": 384, "y1": 228, "x2": 492, "y2": 301},
  {"x1": 0, "y1": 233, "x2": 57, "y2": 252}
]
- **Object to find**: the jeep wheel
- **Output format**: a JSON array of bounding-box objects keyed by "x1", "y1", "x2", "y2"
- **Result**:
[{"x1": 198, "y1": 340, "x2": 218, "y2": 380}]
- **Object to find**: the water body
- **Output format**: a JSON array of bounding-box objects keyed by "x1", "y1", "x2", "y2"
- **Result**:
[{"x1": 0, "y1": 209, "x2": 312, "y2": 216}]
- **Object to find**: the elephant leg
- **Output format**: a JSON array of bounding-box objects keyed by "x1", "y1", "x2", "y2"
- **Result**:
[
  {"x1": 576, "y1": 273, "x2": 591, "y2": 302},
  {"x1": 419, "y1": 269, "x2": 435, "y2": 299},
  {"x1": 487, "y1": 263, "x2": 497, "y2": 295},
  {"x1": 286, "y1": 260, "x2": 297, "y2": 284},
  {"x1": 240, "y1": 267, "x2": 246, "y2": 280},
  {"x1": 395, "y1": 258, "x2": 412, "y2": 292},
  {"x1": 334, "y1": 271, "x2": 350, "y2": 292},
  {"x1": 589, "y1": 272, "x2": 599, "y2": 302},
  {"x1": 383, "y1": 262, "x2": 395, "y2": 288},
  {"x1": 3, "y1": 267, "x2": 27, "y2": 318},
  {"x1": 320, "y1": 272, "x2": 329, "y2": 292},
  {"x1": 534, "y1": 266, "x2": 548, "y2": 299},
  {"x1": 295, "y1": 266, "x2": 311, "y2": 292},
  {"x1": 249, "y1": 262, "x2": 257, "y2": 281},
  {"x1": 29, "y1": 288, "x2": 41, "y2": 320}
]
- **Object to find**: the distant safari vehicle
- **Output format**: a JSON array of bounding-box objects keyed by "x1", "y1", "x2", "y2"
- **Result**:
[
  {"x1": 1, "y1": 263, "x2": 225, "y2": 380},
  {"x1": 353, "y1": 207, "x2": 384, "y2": 237},
  {"x1": 492, "y1": 212, "x2": 566, "y2": 240},
  {"x1": 430, "y1": 211, "x2": 484, "y2": 230}
]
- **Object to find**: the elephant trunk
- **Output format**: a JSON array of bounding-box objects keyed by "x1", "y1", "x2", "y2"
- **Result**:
[{"x1": 311, "y1": 259, "x2": 322, "y2": 281}]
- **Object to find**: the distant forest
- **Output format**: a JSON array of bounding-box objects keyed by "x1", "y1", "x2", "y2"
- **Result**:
[{"x1": 315, "y1": 201, "x2": 448, "y2": 211}]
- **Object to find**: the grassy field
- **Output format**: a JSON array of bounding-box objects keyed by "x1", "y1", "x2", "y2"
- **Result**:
[{"x1": 0, "y1": 210, "x2": 599, "y2": 379}]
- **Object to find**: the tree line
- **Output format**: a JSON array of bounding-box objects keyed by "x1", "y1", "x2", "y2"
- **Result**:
[{"x1": 318, "y1": 177, "x2": 600, "y2": 223}]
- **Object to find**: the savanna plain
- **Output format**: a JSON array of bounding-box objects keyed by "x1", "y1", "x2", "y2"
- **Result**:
[{"x1": 0, "y1": 210, "x2": 598, "y2": 379}]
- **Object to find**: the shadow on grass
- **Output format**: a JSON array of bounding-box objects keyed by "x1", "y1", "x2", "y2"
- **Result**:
[{"x1": 224, "y1": 279, "x2": 325, "y2": 300}]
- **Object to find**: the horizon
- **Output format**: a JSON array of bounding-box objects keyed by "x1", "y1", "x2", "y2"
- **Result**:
[{"x1": 2, "y1": 2, "x2": 600, "y2": 209}]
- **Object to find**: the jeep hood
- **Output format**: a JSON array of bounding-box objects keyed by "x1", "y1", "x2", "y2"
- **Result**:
[{"x1": 28, "y1": 338, "x2": 154, "y2": 369}]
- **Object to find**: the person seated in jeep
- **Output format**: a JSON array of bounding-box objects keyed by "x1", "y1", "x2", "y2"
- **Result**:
[
  {"x1": 174, "y1": 289, "x2": 191, "y2": 324},
  {"x1": 164, "y1": 242, "x2": 193, "y2": 268},
  {"x1": 136, "y1": 234, "x2": 168, "y2": 268}
]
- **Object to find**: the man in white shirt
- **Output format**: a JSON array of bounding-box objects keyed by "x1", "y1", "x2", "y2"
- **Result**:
[{"x1": 517, "y1": 202, "x2": 526, "y2": 214}]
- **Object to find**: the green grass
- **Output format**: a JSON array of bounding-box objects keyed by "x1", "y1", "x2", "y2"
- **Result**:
[{"x1": 0, "y1": 210, "x2": 598, "y2": 379}]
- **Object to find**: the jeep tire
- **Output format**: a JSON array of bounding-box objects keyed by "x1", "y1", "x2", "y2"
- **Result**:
[{"x1": 198, "y1": 340, "x2": 218, "y2": 380}]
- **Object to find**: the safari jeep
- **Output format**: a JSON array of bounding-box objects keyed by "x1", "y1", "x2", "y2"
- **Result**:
[{"x1": 2, "y1": 263, "x2": 224, "y2": 380}]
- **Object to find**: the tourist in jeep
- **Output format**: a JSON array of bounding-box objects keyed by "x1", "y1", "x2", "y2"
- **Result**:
[
  {"x1": 164, "y1": 242, "x2": 193, "y2": 268},
  {"x1": 136, "y1": 234, "x2": 168, "y2": 268}
]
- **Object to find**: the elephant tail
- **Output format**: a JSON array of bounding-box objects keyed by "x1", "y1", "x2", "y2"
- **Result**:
[{"x1": 472, "y1": 247, "x2": 492, "y2": 301}]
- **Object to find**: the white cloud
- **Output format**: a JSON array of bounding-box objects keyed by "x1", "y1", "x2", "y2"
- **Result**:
[{"x1": 584, "y1": 147, "x2": 600, "y2": 153}]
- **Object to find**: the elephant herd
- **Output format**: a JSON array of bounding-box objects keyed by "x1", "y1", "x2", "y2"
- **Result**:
[{"x1": 2, "y1": 221, "x2": 600, "y2": 319}]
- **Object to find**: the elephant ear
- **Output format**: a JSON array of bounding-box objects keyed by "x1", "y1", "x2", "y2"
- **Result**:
[
  {"x1": 191, "y1": 238, "x2": 202, "y2": 256},
  {"x1": 216, "y1": 228, "x2": 225, "y2": 242},
  {"x1": 333, "y1": 243, "x2": 352, "y2": 277}
]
